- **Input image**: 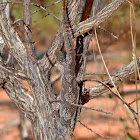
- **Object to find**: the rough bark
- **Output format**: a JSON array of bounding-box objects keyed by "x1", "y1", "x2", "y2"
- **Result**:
[
  {"x1": 1, "y1": 0, "x2": 138, "y2": 140},
  {"x1": 86, "y1": 57, "x2": 140, "y2": 99}
]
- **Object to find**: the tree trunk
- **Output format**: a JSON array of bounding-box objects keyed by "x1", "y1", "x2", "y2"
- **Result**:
[{"x1": 0, "y1": 0, "x2": 132, "y2": 140}]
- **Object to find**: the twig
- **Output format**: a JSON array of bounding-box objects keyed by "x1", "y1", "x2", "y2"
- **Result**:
[
  {"x1": 129, "y1": 97, "x2": 140, "y2": 105},
  {"x1": 70, "y1": 102, "x2": 112, "y2": 115},
  {"x1": 97, "y1": 80, "x2": 140, "y2": 130},
  {"x1": 0, "y1": 0, "x2": 62, "y2": 7},
  {"x1": 82, "y1": 77, "x2": 140, "y2": 129},
  {"x1": 95, "y1": 28, "x2": 121, "y2": 97},
  {"x1": 98, "y1": 26, "x2": 118, "y2": 39},
  {"x1": 31, "y1": 0, "x2": 62, "y2": 15},
  {"x1": 50, "y1": 100, "x2": 112, "y2": 115},
  {"x1": 12, "y1": 1, "x2": 62, "y2": 25},
  {"x1": 34, "y1": 12, "x2": 60, "y2": 23},
  {"x1": 34, "y1": 13, "x2": 50, "y2": 22},
  {"x1": 12, "y1": 18, "x2": 22, "y2": 25},
  {"x1": 79, "y1": 120, "x2": 124, "y2": 139},
  {"x1": 45, "y1": 0, "x2": 62, "y2": 8},
  {"x1": 0, "y1": 65, "x2": 30, "y2": 81},
  {"x1": 32, "y1": 3, "x2": 60, "y2": 23}
]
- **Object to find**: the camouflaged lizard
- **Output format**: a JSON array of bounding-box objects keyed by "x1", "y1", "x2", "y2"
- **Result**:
[{"x1": 55, "y1": 0, "x2": 79, "y2": 139}]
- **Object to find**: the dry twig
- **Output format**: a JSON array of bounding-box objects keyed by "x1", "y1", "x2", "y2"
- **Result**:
[{"x1": 79, "y1": 120, "x2": 124, "y2": 139}]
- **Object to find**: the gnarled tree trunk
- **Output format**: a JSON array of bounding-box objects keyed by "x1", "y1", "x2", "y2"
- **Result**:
[{"x1": 1, "y1": 0, "x2": 138, "y2": 140}]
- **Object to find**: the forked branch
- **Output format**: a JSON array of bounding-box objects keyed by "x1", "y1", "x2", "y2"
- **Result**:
[
  {"x1": 39, "y1": 0, "x2": 125, "y2": 73},
  {"x1": 85, "y1": 57, "x2": 140, "y2": 98},
  {"x1": 73, "y1": 0, "x2": 125, "y2": 37}
]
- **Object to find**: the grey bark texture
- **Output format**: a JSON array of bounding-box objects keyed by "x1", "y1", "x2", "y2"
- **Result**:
[{"x1": 0, "y1": 0, "x2": 138, "y2": 140}]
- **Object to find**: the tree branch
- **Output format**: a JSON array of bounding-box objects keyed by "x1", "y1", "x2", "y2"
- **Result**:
[
  {"x1": 23, "y1": 0, "x2": 37, "y2": 63},
  {"x1": 38, "y1": 0, "x2": 81, "y2": 73},
  {"x1": 0, "y1": 71, "x2": 35, "y2": 121},
  {"x1": 0, "y1": 0, "x2": 35, "y2": 121},
  {"x1": 85, "y1": 58, "x2": 140, "y2": 98},
  {"x1": 39, "y1": 0, "x2": 125, "y2": 73},
  {"x1": 73, "y1": 0, "x2": 125, "y2": 37},
  {"x1": 0, "y1": 3, "x2": 27, "y2": 70},
  {"x1": 67, "y1": 0, "x2": 81, "y2": 25}
]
